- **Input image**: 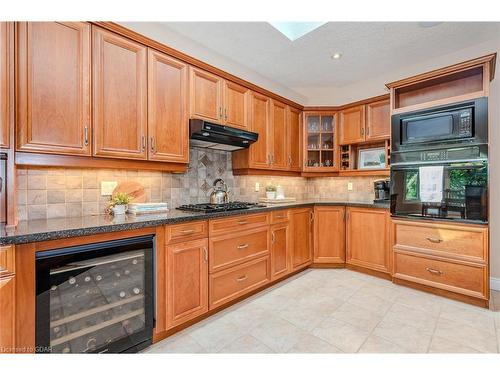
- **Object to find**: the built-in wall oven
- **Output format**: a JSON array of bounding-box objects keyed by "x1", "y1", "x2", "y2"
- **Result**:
[{"x1": 36, "y1": 236, "x2": 154, "y2": 353}]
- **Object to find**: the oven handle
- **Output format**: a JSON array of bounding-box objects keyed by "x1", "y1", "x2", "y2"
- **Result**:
[{"x1": 390, "y1": 159, "x2": 487, "y2": 167}]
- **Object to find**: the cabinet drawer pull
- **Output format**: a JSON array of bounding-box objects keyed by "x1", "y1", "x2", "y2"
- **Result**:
[
  {"x1": 203, "y1": 247, "x2": 208, "y2": 262},
  {"x1": 426, "y1": 237, "x2": 443, "y2": 244},
  {"x1": 237, "y1": 220, "x2": 248, "y2": 225},
  {"x1": 224, "y1": 108, "x2": 228, "y2": 121},
  {"x1": 141, "y1": 135, "x2": 146, "y2": 151},
  {"x1": 237, "y1": 243, "x2": 249, "y2": 249},
  {"x1": 275, "y1": 215, "x2": 285, "y2": 219},
  {"x1": 236, "y1": 275, "x2": 248, "y2": 282},
  {"x1": 180, "y1": 229, "x2": 195, "y2": 234},
  {"x1": 84, "y1": 126, "x2": 89, "y2": 146},
  {"x1": 271, "y1": 232, "x2": 275, "y2": 244},
  {"x1": 219, "y1": 107, "x2": 223, "y2": 119},
  {"x1": 150, "y1": 136, "x2": 156, "y2": 153},
  {"x1": 361, "y1": 126, "x2": 364, "y2": 136},
  {"x1": 426, "y1": 267, "x2": 443, "y2": 275}
]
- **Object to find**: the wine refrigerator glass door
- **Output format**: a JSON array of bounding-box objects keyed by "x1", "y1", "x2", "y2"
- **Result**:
[{"x1": 36, "y1": 236, "x2": 154, "y2": 353}]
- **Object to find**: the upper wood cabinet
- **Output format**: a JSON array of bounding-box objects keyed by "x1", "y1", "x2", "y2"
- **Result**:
[
  {"x1": 303, "y1": 112, "x2": 338, "y2": 172},
  {"x1": 339, "y1": 105, "x2": 365, "y2": 145},
  {"x1": 270, "y1": 100, "x2": 288, "y2": 170},
  {"x1": 287, "y1": 106, "x2": 302, "y2": 171},
  {"x1": 290, "y1": 207, "x2": 313, "y2": 271},
  {"x1": 346, "y1": 207, "x2": 390, "y2": 274},
  {"x1": 248, "y1": 91, "x2": 271, "y2": 168},
  {"x1": 189, "y1": 67, "x2": 223, "y2": 122},
  {"x1": 0, "y1": 23, "x2": 12, "y2": 150},
  {"x1": 17, "y1": 22, "x2": 91, "y2": 156},
  {"x1": 92, "y1": 27, "x2": 148, "y2": 160},
  {"x1": 148, "y1": 49, "x2": 189, "y2": 163},
  {"x1": 314, "y1": 206, "x2": 345, "y2": 264},
  {"x1": 166, "y1": 238, "x2": 209, "y2": 329},
  {"x1": 224, "y1": 81, "x2": 250, "y2": 129},
  {"x1": 366, "y1": 99, "x2": 390, "y2": 141}
]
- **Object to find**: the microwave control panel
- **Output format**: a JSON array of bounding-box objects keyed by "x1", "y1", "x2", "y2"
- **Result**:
[{"x1": 458, "y1": 109, "x2": 473, "y2": 136}]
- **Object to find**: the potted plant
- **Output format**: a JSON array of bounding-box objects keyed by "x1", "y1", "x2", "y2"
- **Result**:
[
  {"x1": 109, "y1": 192, "x2": 131, "y2": 215},
  {"x1": 265, "y1": 184, "x2": 277, "y2": 200}
]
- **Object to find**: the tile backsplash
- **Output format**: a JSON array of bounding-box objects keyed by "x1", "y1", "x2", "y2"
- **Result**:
[{"x1": 17, "y1": 148, "x2": 385, "y2": 221}]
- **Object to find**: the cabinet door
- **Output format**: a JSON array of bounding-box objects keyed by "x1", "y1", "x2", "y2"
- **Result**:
[
  {"x1": 290, "y1": 208, "x2": 313, "y2": 270},
  {"x1": 287, "y1": 106, "x2": 302, "y2": 171},
  {"x1": 148, "y1": 49, "x2": 189, "y2": 163},
  {"x1": 346, "y1": 207, "x2": 390, "y2": 273},
  {"x1": 17, "y1": 22, "x2": 91, "y2": 155},
  {"x1": 189, "y1": 67, "x2": 223, "y2": 122},
  {"x1": 166, "y1": 238, "x2": 208, "y2": 329},
  {"x1": 339, "y1": 105, "x2": 365, "y2": 145},
  {"x1": 0, "y1": 276, "x2": 15, "y2": 351},
  {"x1": 270, "y1": 100, "x2": 288, "y2": 170},
  {"x1": 314, "y1": 206, "x2": 345, "y2": 264},
  {"x1": 223, "y1": 80, "x2": 249, "y2": 129},
  {"x1": 249, "y1": 92, "x2": 271, "y2": 168},
  {"x1": 0, "y1": 23, "x2": 12, "y2": 149},
  {"x1": 366, "y1": 99, "x2": 390, "y2": 141},
  {"x1": 270, "y1": 223, "x2": 290, "y2": 280},
  {"x1": 93, "y1": 27, "x2": 147, "y2": 159}
]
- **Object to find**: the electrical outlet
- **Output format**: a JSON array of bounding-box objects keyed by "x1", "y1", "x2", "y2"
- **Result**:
[
  {"x1": 347, "y1": 182, "x2": 353, "y2": 191},
  {"x1": 101, "y1": 181, "x2": 118, "y2": 196},
  {"x1": 255, "y1": 182, "x2": 260, "y2": 192}
]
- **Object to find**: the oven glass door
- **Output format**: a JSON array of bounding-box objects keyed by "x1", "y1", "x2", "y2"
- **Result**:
[{"x1": 390, "y1": 161, "x2": 488, "y2": 222}]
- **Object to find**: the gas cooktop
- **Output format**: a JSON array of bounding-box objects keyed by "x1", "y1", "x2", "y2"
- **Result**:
[{"x1": 176, "y1": 202, "x2": 264, "y2": 213}]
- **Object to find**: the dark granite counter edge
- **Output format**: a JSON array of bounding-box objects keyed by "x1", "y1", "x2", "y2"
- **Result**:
[{"x1": 1, "y1": 201, "x2": 389, "y2": 246}]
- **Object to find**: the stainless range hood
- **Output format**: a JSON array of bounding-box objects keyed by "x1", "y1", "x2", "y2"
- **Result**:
[{"x1": 189, "y1": 119, "x2": 258, "y2": 151}]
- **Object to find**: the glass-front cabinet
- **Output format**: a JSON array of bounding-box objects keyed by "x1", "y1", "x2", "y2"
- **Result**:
[{"x1": 303, "y1": 112, "x2": 338, "y2": 172}]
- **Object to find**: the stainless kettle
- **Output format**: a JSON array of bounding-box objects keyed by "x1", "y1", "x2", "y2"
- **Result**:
[{"x1": 210, "y1": 178, "x2": 229, "y2": 204}]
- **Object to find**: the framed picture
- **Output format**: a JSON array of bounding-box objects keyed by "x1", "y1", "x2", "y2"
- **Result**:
[{"x1": 358, "y1": 147, "x2": 386, "y2": 170}]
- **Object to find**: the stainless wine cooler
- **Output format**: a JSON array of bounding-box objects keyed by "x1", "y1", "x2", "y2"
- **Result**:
[{"x1": 36, "y1": 235, "x2": 154, "y2": 353}]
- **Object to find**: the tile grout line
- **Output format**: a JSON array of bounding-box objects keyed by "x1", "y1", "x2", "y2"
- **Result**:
[{"x1": 425, "y1": 301, "x2": 443, "y2": 353}]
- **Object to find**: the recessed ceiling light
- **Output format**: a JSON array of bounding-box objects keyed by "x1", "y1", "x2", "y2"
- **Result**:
[
  {"x1": 331, "y1": 52, "x2": 342, "y2": 60},
  {"x1": 269, "y1": 22, "x2": 326, "y2": 41}
]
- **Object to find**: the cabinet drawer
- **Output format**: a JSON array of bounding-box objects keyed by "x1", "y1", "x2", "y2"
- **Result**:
[
  {"x1": 393, "y1": 252, "x2": 487, "y2": 299},
  {"x1": 209, "y1": 213, "x2": 269, "y2": 236},
  {"x1": 209, "y1": 256, "x2": 270, "y2": 309},
  {"x1": 393, "y1": 220, "x2": 488, "y2": 261},
  {"x1": 270, "y1": 210, "x2": 289, "y2": 224},
  {"x1": 0, "y1": 246, "x2": 15, "y2": 277},
  {"x1": 166, "y1": 221, "x2": 208, "y2": 244},
  {"x1": 210, "y1": 227, "x2": 269, "y2": 273}
]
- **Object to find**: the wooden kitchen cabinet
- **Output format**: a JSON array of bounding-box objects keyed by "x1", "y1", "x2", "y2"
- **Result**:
[
  {"x1": 248, "y1": 91, "x2": 272, "y2": 168},
  {"x1": 189, "y1": 67, "x2": 223, "y2": 122},
  {"x1": 224, "y1": 80, "x2": 250, "y2": 129},
  {"x1": 270, "y1": 222, "x2": 290, "y2": 280},
  {"x1": 92, "y1": 27, "x2": 148, "y2": 160},
  {"x1": 17, "y1": 22, "x2": 91, "y2": 156},
  {"x1": 287, "y1": 106, "x2": 302, "y2": 171},
  {"x1": 0, "y1": 22, "x2": 13, "y2": 150},
  {"x1": 346, "y1": 207, "x2": 390, "y2": 274},
  {"x1": 270, "y1": 100, "x2": 288, "y2": 170},
  {"x1": 0, "y1": 245, "x2": 15, "y2": 351},
  {"x1": 290, "y1": 207, "x2": 313, "y2": 270},
  {"x1": 303, "y1": 112, "x2": 338, "y2": 172},
  {"x1": 148, "y1": 49, "x2": 189, "y2": 163},
  {"x1": 339, "y1": 105, "x2": 366, "y2": 145},
  {"x1": 314, "y1": 206, "x2": 345, "y2": 264},
  {"x1": 166, "y1": 238, "x2": 209, "y2": 329},
  {"x1": 365, "y1": 99, "x2": 390, "y2": 141}
]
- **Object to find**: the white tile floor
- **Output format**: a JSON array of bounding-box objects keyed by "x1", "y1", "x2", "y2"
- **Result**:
[{"x1": 145, "y1": 269, "x2": 500, "y2": 353}]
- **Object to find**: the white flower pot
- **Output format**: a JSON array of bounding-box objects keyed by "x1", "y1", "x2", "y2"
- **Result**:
[
  {"x1": 266, "y1": 191, "x2": 276, "y2": 200},
  {"x1": 112, "y1": 204, "x2": 128, "y2": 215}
]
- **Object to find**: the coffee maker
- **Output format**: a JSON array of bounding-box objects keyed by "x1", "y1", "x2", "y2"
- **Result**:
[{"x1": 373, "y1": 179, "x2": 390, "y2": 203}]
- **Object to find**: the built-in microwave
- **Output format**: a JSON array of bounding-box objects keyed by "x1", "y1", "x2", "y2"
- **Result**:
[{"x1": 391, "y1": 97, "x2": 488, "y2": 153}]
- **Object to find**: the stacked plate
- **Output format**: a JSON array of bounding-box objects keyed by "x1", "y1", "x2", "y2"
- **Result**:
[{"x1": 127, "y1": 203, "x2": 169, "y2": 215}]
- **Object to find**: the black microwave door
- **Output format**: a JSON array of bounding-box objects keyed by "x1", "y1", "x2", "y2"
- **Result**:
[
  {"x1": 403, "y1": 113, "x2": 455, "y2": 144},
  {"x1": 390, "y1": 162, "x2": 488, "y2": 222}
]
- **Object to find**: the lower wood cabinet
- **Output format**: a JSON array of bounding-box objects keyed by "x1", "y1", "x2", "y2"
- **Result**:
[
  {"x1": 270, "y1": 222, "x2": 290, "y2": 280},
  {"x1": 166, "y1": 238, "x2": 209, "y2": 329},
  {"x1": 0, "y1": 245, "x2": 15, "y2": 351},
  {"x1": 346, "y1": 207, "x2": 390, "y2": 274},
  {"x1": 313, "y1": 206, "x2": 346, "y2": 264},
  {"x1": 290, "y1": 207, "x2": 313, "y2": 271}
]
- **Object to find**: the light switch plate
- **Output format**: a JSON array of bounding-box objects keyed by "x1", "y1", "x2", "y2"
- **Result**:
[
  {"x1": 347, "y1": 182, "x2": 353, "y2": 191},
  {"x1": 101, "y1": 181, "x2": 118, "y2": 196},
  {"x1": 255, "y1": 182, "x2": 260, "y2": 192}
]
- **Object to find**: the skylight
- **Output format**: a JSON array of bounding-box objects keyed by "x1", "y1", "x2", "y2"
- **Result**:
[{"x1": 269, "y1": 22, "x2": 326, "y2": 41}]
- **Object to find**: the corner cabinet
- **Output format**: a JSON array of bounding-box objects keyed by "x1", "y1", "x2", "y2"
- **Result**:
[
  {"x1": 16, "y1": 22, "x2": 92, "y2": 156},
  {"x1": 303, "y1": 112, "x2": 338, "y2": 172},
  {"x1": 314, "y1": 206, "x2": 346, "y2": 264},
  {"x1": 290, "y1": 207, "x2": 313, "y2": 271}
]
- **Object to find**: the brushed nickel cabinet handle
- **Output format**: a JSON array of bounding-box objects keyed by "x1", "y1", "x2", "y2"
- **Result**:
[
  {"x1": 150, "y1": 137, "x2": 156, "y2": 153},
  {"x1": 367, "y1": 126, "x2": 370, "y2": 136},
  {"x1": 181, "y1": 229, "x2": 195, "y2": 234},
  {"x1": 141, "y1": 135, "x2": 146, "y2": 151},
  {"x1": 224, "y1": 108, "x2": 228, "y2": 121},
  {"x1": 236, "y1": 275, "x2": 248, "y2": 282},
  {"x1": 237, "y1": 243, "x2": 249, "y2": 249},
  {"x1": 219, "y1": 107, "x2": 223, "y2": 119},
  {"x1": 426, "y1": 267, "x2": 443, "y2": 275},
  {"x1": 361, "y1": 127, "x2": 364, "y2": 136},
  {"x1": 288, "y1": 155, "x2": 292, "y2": 166},
  {"x1": 203, "y1": 247, "x2": 208, "y2": 263},
  {"x1": 271, "y1": 232, "x2": 276, "y2": 244},
  {"x1": 84, "y1": 126, "x2": 89, "y2": 146},
  {"x1": 275, "y1": 215, "x2": 285, "y2": 219},
  {"x1": 426, "y1": 237, "x2": 443, "y2": 244},
  {"x1": 310, "y1": 211, "x2": 314, "y2": 222},
  {"x1": 237, "y1": 220, "x2": 248, "y2": 225}
]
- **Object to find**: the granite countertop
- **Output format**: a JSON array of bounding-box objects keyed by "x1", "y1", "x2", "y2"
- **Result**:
[{"x1": 0, "y1": 200, "x2": 389, "y2": 245}]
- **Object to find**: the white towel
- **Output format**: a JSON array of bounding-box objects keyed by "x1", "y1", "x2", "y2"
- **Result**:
[{"x1": 419, "y1": 166, "x2": 444, "y2": 203}]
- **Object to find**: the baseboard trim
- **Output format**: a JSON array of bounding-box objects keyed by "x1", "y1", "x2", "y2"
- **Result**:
[{"x1": 490, "y1": 277, "x2": 500, "y2": 291}]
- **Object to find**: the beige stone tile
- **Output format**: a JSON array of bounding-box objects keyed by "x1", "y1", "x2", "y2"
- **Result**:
[
  {"x1": 17, "y1": 175, "x2": 27, "y2": 190},
  {"x1": 286, "y1": 334, "x2": 342, "y2": 353},
  {"x1": 82, "y1": 202, "x2": 100, "y2": 216},
  {"x1": 428, "y1": 336, "x2": 480, "y2": 353},
  {"x1": 245, "y1": 290, "x2": 294, "y2": 312},
  {"x1": 439, "y1": 301, "x2": 496, "y2": 333},
  {"x1": 223, "y1": 303, "x2": 279, "y2": 333},
  {"x1": 83, "y1": 175, "x2": 98, "y2": 189},
  {"x1": 348, "y1": 288, "x2": 394, "y2": 315},
  {"x1": 394, "y1": 289, "x2": 442, "y2": 316},
  {"x1": 250, "y1": 316, "x2": 311, "y2": 353},
  {"x1": 314, "y1": 281, "x2": 361, "y2": 301},
  {"x1": 47, "y1": 175, "x2": 66, "y2": 190},
  {"x1": 27, "y1": 175, "x2": 47, "y2": 190},
  {"x1": 358, "y1": 334, "x2": 410, "y2": 353},
  {"x1": 47, "y1": 204, "x2": 67, "y2": 219},
  {"x1": 188, "y1": 317, "x2": 246, "y2": 352},
  {"x1": 434, "y1": 317, "x2": 497, "y2": 353},
  {"x1": 311, "y1": 317, "x2": 371, "y2": 353},
  {"x1": 65, "y1": 190, "x2": 83, "y2": 203},
  {"x1": 82, "y1": 189, "x2": 99, "y2": 202},
  {"x1": 17, "y1": 205, "x2": 27, "y2": 221},
  {"x1": 47, "y1": 190, "x2": 65, "y2": 204},
  {"x1": 27, "y1": 190, "x2": 47, "y2": 205},
  {"x1": 66, "y1": 203, "x2": 82, "y2": 217},
  {"x1": 145, "y1": 333, "x2": 206, "y2": 353},
  {"x1": 66, "y1": 175, "x2": 82, "y2": 189},
  {"x1": 27, "y1": 168, "x2": 47, "y2": 175},
  {"x1": 331, "y1": 302, "x2": 384, "y2": 331},
  {"x1": 382, "y1": 302, "x2": 438, "y2": 335},
  {"x1": 372, "y1": 319, "x2": 433, "y2": 353},
  {"x1": 17, "y1": 190, "x2": 27, "y2": 206},
  {"x1": 217, "y1": 334, "x2": 274, "y2": 353},
  {"x1": 28, "y1": 205, "x2": 47, "y2": 220}
]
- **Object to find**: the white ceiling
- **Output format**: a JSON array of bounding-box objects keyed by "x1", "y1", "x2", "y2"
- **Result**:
[{"x1": 156, "y1": 22, "x2": 499, "y2": 97}]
